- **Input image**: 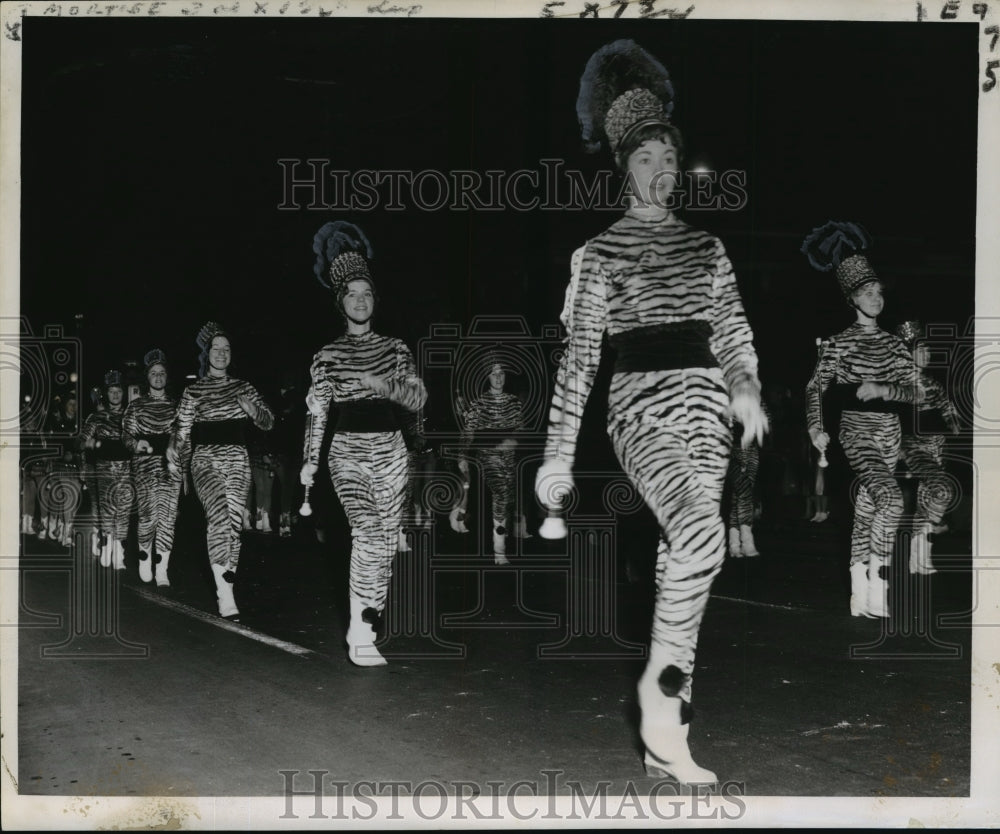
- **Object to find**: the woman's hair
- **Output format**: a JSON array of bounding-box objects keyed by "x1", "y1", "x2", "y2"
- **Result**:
[{"x1": 614, "y1": 122, "x2": 685, "y2": 172}]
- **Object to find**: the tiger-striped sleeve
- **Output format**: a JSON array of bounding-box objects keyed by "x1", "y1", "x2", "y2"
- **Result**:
[
  {"x1": 241, "y1": 382, "x2": 275, "y2": 431},
  {"x1": 708, "y1": 241, "x2": 760, "y2": 399},
  {"x1": 544, "y1": 245, "x2": 608, "y2": 465},
  {"x1": 923, "y1": 375, "x2": 961, "y2": 433},
  {"x1": 169, "y1": 387, "x2": 198, "y2": 467},
  {"x1": 385, "y1": 339, "x2": 428, "y2": 412},
  {"x1": 121, "y1": 402, "x2": 139, "y2": 453},
  {"x1": 883, "y1": 341, "x2": 926, "y2": 405},
  {"x1": 304, "y1": 350, "x2": 335, "y2": 467},
  {"x1": 805, "y1": 337, "x2": 840, "y2": 433}
]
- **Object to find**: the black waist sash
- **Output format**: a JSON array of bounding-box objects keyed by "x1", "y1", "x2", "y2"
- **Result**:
[
  {"x1": 192, "y1": 418, "x2": 249, "y2": 446},
  {"x1": 827, "y1": 383, "x2": 904, "y2": 416},
  {"x1": 473, "y1": 428, "x2": 518, "y2": 445},
  {"x1": 901, "y1": 408, "x2": 951, "y2": 436},
  {"x1": 335, "y1": 399, "x2": 399, "y2": 434},
  {"x1": 135, "y1": 433, "x2": 170, "y2": 456},
  {"x1": 610, "y1": 321, "x2": 719, "y2": 373},
  {"x1": 94, "y1": 438, "x2": 130, "y2": 461}
]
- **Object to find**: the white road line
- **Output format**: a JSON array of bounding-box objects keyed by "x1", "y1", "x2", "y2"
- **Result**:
[
  {"x1": 126, "y1": 584, "x2": 316, "y2": 657},
  {"x1": 710, "y1": 593, "x2": 813, "y2": 612}
]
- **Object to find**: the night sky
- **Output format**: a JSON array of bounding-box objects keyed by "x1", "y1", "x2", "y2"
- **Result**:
[{"x1": 19, "y1": 15, "x2": 979, "y2": 418}]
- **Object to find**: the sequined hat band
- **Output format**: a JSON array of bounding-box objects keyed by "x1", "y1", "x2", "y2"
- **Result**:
[
  {"x1": 604, "y1": 88, "x2": 671, "y2": 152},
  {"x1": 835, "y1": 253, "x2": 879, "y2": 296},
  {"x1": 328, "y1": 251, "x2": 374, "y2": 298}
]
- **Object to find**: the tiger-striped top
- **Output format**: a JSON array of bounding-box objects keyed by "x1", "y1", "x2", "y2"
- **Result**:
[
  {"x1": 304, "y1": 331, "x2": 427, "y2": 466},
  {"x1": 169, "y1": 375, "x2": 275, "y2": 465},
  {"x1": 459, "y1": 391, "x2": 524, "y2": 450},
  {"x1": 546, "y1": 212, "x2": 760, "y2": 464},
  {"x1": 805, "y1": 323, "x2": 921, "y2": 433},
  {"x1": 80, "y1": 406, "x2": 126, "y2": 459},
  {"x1": 122, "y1": 394, "x2": 178, "y2": 454}
]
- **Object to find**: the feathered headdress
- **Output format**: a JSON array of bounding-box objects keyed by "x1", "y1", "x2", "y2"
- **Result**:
[
  {"x1": 801, "y1": 220, "x2": 878, "y2": 296},
  {"x1": 312, "y1": 221, "x2": 375, "y2": 299},
  {"x1": 577, "y1": 39, "x2": 675, "y2": 154},
  {"x1": 103, "y1": 369, "x2": 123, "y2": 389},
  {"x1": 143, "y1": 348, "x2": 167, "y2": 372},
  {"x1": 895, "y1": 320, "x2": 923, "y2": 348}
]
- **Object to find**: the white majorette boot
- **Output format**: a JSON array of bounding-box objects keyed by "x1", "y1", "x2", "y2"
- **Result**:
[
  {"x1": 211, "y1": 563, "x2": 240, "y2": 619},
  {"x1": 60, "y1": 525, "x2": 74, "y2": 548},
  {"x1": 397, "y1": 529, "x2": 410, "y2": 553},
  {"x1": 99, "y1": 535, "x2": 112, "y2": 568},
  {"x1": 112, "y1": 540, "x2": 126, "y2": 571},
  {"x1": 91, "y1": 530, "x2": 101, "y2": 558},
  {"x1": 513, "y1": 514, "x2": 533, "y2": 539},
  {"x1": 868, "y1": 555, "x2": 889, "y2": 618},
  {"x1": 345, "y1": 594, "x2": 387, "y2": 667},
  {"x1": 155, "y1": 550, "x2": 171, "y2": 587},
  {"x1": 909, "y1": 528, "x2": 937, "y2": 575},
  {"x1": 728, "y1": 527, "x2": 742, "y2": 558},
  {"x1": 260, "y1": 511, "x2": 272, "y2": 534},
  {"x1": 138, "y1": 548, "x2": 154, "y2": 583},
  {"x1": 21, "y1": 514, "x2": 34, "y2": 535},
  {"x1": 849, "y1": 561, "x2": 874, "y2": 618},
  {"x1": 739, "y1": 524, "x2": 760, "y2": 557},
  {"x1": 492, "y1": 517, "x2": 510, "y2": 566},
  {"x1": 637, "y1": 653, "x2": 717, "y2": 785},
  {"x1": 38, "y1": 515, "x2": 50, "y2": 540}
]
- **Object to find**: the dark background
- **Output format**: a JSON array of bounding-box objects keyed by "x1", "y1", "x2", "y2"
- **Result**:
[{"x1": 20, "y1": 16, "x2": 978, "y2": 422}]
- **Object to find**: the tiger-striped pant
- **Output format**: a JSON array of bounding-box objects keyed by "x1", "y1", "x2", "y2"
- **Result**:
[
  {"x1": 93, "y1": 460, "x2": 133, "y2": 541},
  {"x1": 727, "y1": 443, "x2": 759, "y2": 528},
  {"x1": 477, "y1": 448, "x2": 516, "y2": 532},
  {"x1": 842, "y1": 415, "x2": 903, "y2": 566},
  {"x1": 328, "y1": 430, "x2": 408, "y2": 612},
  {"x1": 609, "y1": 389, "x2": 731, "y2": 705},
  {"x1": 901, "y1": 435, "x2": 953, "y2": 529},
  {"x1": 191, "y1": 445, "x2": 251, "y2": 569},
  {"x1": 132, "y1": 455, "x2": 181, "y2": 555}
]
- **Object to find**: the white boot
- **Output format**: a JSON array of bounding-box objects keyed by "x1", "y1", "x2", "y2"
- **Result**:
[
  {"x1": 397, "y1": 529, "x2": 410, "y2": 552},
  {"x1": 637, "y1": 657, "x2": 716, "y2": 785},
  {"x1": 739, "y1": 524, "x2": 759, "y2": 557},
  {"x1": 99, "y1": 535, "x2": 112, "y2": 568},
  {"x1": 909, "y1": 530, "x2": 937, "y2": 575},
  {"x1": 211, "y1": 563, "x2": 239, "y2": 618},
  {"x1": 112, "y1": 540, "x2": 126, "y2": 571},
  {"x1": 449, "y1": 506, "x2": 469, "y2": 534},
  {"x1": 346, "y1": 595, "x2": 387, "y2": 667},
  {"x1": 138, "y1": 548, "x2": 153, "y2": 583},
  {"x1": 155, "y1": 550, "x2": 171, "y2": 587},
  {"x1": 60, "y1": 525, "x2": 74, "y2": 547},
  {"x1": 21, "y1": 514, "x2": 33, "y2": 534},
  {"x1": 849, "y1": 561, "x2": 874, "y2": 618},
  {"x1": 38, "y1": 516, "x2": 50, "y2": 540},
  {"x1": 868, "y1": 556, "x2": 889, "y2": 618},
  {"x1": 493, "y1": 519, "x2": 510, "y2": 566},
  {"x1": 513, "y1": 514, "x2": 533, "y2": 539},
  {"x1": 90, "y1": 531, "x2": 101, "y2": 558},
  {"x1": 728, "y1": 527, "x2": 742, "y2": 558},
  {"x1": 260, "y1": 511, "x2": 272, "y2": 534}
]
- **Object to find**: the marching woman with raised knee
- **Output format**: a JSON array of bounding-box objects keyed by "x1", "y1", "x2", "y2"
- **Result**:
[
  {"x1": 301, "y1": 221, "x2": 427, "y2": 667},
  {"x1": 167, "y1": 323, "x2": 274, "y2": 619},
  {"x1": 895, "y1": 320, "x2": 960, "y2": 575},
  {"x1": 535, "y1": 40, "x2": 766, "y2": 785},
  {"x1": 80, "y1": 371, "x2": 132, "y2": 569},
  {"x1": 803, "y1": 222, "x2": 925, "y2": 618},
  {"x1": 122, "y1": 349, "x2": 182, "y2": 586}
]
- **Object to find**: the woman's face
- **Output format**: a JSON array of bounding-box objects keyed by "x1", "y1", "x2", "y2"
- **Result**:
[
  {"x1": 106, "y1": 386, "x2": 124, "y2": 407},
  {"x1": 209, "y1": 336, "x2": 231, "y2": 372},
  {"x1": 342, "y1": 280, "x2": 375, "y2": 324},
  {"x1": 488, "y1": 364, "x2": 506, "y2": 391},
  {"x1": 64, "y1": 399, "x2": 77, "y2": 419},
  {"x1": 626, "y1": 136, "x2": 679, "y2": 211},
  {"x1": 852, "y1": 281, "x2": 884, "y2": 320},
  {"x1": 913, "y1": 344, "x2": 930, "y2": 369},
  {"x1": 147, "y1": 363, "x2": 167, "y2": 391}
]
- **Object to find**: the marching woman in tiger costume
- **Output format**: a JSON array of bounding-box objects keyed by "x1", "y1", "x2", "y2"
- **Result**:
[
  {"x1": 122, "y1": 349, "x2": 181, "y2": 587},
  {"x1": 167, "y1": 323, "x2": 274, "y2": 619},
  {"x1": 895, "y1": 320, "x2": 960, "y2": 575},
  {"x1": 803, "y1": 222, "x2": 924, "y2": 619},
  {"x1": 456, "y1": 356, "x2": 527, "y2": 566},
  {"x1": 535, "y1": 40, "x2": 766, "y2": 785},
  {"x1": 80, "y1": 371, "x2": 132, "y2": 569},
  {"x1": 301, "y1": 221, "x2": 427, "y2": 667}
]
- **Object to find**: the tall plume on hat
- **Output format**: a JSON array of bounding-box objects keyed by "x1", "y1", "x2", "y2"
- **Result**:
[
  {"x1": 312, "y1": 221, "x2": 375, "y2": 298},
  {"x1": 801, "y1": 220, "x2": 878, "y2": 297},
  {"x1": 576, "y1": 39, "x2": 675, "y2": 154}
]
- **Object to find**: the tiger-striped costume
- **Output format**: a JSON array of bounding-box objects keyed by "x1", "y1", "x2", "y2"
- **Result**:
[
  {"x1": 901, "y1": 372, "x2": 958, "y2": 532},
  {"x1": 805, "y1": 323, "x2": 922, "y2": 566},
  {"x1": 305, "y1": 331, "x2": 427, "y2": 613},
  {"x1": 546, "y1": 211, "x2": 760, "y2": 705},
  {"x1": 169, "y1": 376, "x2": 274, "y2": 569},
  {"x1": 79, "y1": 405, "x2": 132, "y2": 544},
  {"x1": 727, "y1": 435, "x2": 759, "y2": 529},
  {"x1": 460, "y1": 391, "x2": 525, "y2": 539},
  {"x1": 122, "y1": 393, "x2": 181, "y2": 557}
]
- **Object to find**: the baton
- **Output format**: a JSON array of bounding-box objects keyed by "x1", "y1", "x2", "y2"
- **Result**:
[{"x1": 815, "y1": 338, "x2": 829, "y2": 468}]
